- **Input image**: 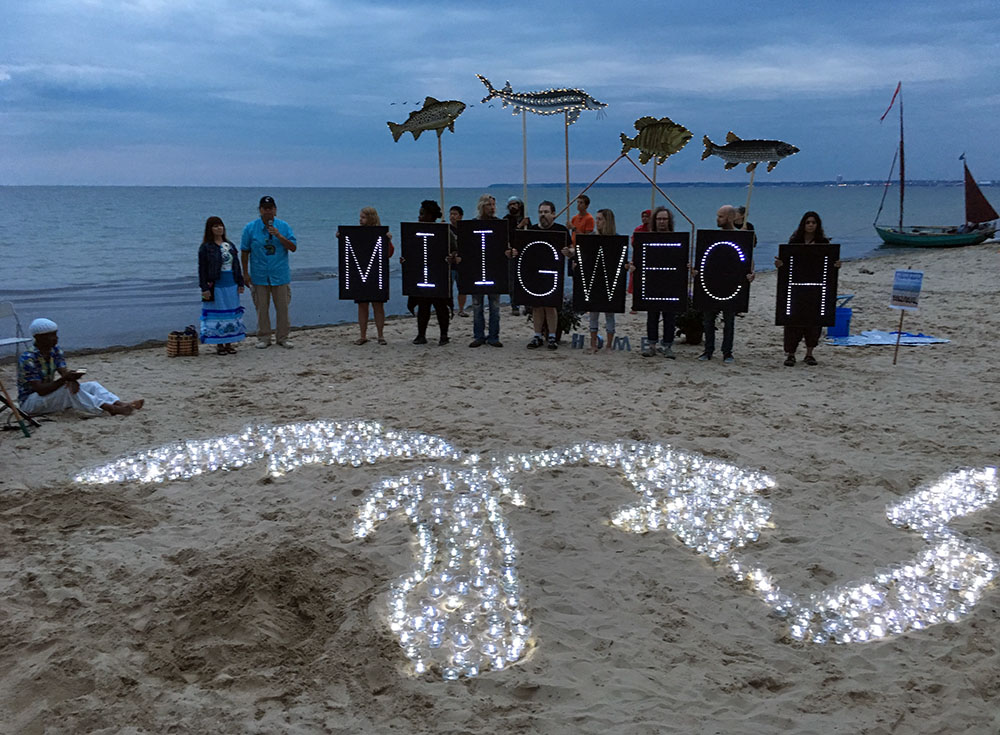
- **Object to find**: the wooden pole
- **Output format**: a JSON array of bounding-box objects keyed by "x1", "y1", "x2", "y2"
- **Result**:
[
  {"x1": 651, "y1": 162, "x2": 658, "y2": 212},
  {"x1": 564, "y1": 111, "x2": 571, "y2": 226},
  {"x1": 892, "y1": 310, "x2": 905, "y2": 365},
  {"x1": 437, "y1": 131, "x2": 445, "y2": 219},
  {"x1": 622, "y1": 154, "x2": 695, "y2": 229},
  {"x1": 742, "y1": 167, "x2": 756, "y2": 229},
  {"x1": 0, "y1": 377, "x2": 30, "y2": 438},
  {"x1": 551, "y1": 155, "x2": 626, "y2": 223},
  {"x1": 522, "y1": 111, "x2": 528, "y2": 208}
]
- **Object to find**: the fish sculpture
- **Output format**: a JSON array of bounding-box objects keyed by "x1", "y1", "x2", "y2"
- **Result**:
[
  {"x1": 620, "y1": 116, "x2": 693, "y2": 165},
  {"x1": 477, "y1": 74, "x2": 606, "y2": 125},
  {"x1": 702, "y1": 131, "x2": 800, "y2": 172},
  {"x1": 388, "y1": 96, "x2": 466, "y2": 142}
]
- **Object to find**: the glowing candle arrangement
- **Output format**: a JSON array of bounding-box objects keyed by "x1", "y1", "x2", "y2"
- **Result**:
[{"x1": 72, "y1": 421, "x2": 1000, "y2": 679}]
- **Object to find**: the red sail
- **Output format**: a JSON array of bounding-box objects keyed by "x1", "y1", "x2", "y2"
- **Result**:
[{"x1": 965, "y1": 164, "x2": 999, "y2": 224}]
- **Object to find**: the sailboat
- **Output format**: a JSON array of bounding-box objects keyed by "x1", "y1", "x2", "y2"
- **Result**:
[{"x1": 874, "y1": 82, "x2": 998, "y2": 247}]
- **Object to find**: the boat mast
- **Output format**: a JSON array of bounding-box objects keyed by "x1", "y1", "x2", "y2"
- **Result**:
[{"x1": 898, "y1": 85, "x2": 904, "y2": 229}]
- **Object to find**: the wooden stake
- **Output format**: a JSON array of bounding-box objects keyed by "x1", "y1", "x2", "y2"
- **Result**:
[
  {"x1": 892, "y1": 309, "x2": 905, "y2": 365},
  {"x1": 564, "y1": 111, "x2": 571, "y2": 226},
  {"x1": 0, "y1": 377, "x2": 31, "y2": 438}
]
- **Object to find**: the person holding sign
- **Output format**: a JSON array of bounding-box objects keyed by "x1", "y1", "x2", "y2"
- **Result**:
[
  {"x1": 349, "y1": 206, "x2": 393, "y2": 346},
  {"x1": 582, "y1": 208, "x2": 620, "y2": 353},
  {"x1": 406, "y1": 200, "x2": 455, "y2": 346},
  {"x1": 513, "y1": 201, "x2": 570, "y2": 350},
  {"x1": 641, "y1": 206, "x2": 679, "y2": 359},
  {"x1": 468, "y1": 194, "x2": 504, "y2": 348},
  {"x1": 774, "y1": 211, "x2": 836, "y2": 366},
  {"x1": 697, "y1": 205, "x2": 755, "y2": 364}
]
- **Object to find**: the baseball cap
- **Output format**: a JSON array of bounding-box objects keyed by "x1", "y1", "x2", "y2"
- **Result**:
[{"x1": 259, "y1": 196, "x2": 276, "y2": 208}]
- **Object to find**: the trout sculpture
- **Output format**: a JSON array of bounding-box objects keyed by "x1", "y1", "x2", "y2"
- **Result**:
[{"x1": 388, "y1": 97, "x2": 466, "y2": 141}]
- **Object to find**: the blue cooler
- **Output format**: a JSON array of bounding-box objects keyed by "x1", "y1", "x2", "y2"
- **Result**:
[{"x1": 827, "y1": 295, "x2": 854, "y2": 337}]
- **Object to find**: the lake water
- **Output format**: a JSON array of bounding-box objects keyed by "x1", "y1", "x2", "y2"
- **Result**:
[{"x1": 0, "y1": 182, "x2": 989, "y2": 350}]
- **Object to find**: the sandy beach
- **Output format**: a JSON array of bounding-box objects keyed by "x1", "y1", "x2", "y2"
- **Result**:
[{"x1": 2, "y1": 242, "x2": 998, "y2": 735}]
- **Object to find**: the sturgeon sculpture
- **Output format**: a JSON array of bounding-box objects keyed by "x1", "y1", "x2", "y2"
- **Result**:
[{"x1": 477, "y1": 74, "x2": 606, "y2": 125}]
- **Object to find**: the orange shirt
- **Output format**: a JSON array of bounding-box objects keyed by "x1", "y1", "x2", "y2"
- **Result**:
[{"x1": 570, "y1": 212, "x2": 594, "y2": 245}]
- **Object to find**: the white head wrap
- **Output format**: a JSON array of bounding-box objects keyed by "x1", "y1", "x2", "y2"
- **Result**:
[{"x1": 28, "y1": 318, "x2": 59, "y2": 336}]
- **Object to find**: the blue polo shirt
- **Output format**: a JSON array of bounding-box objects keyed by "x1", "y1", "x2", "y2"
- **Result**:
[{"x1": 240, "y1": 218, "x2": 297, "y2": 285}]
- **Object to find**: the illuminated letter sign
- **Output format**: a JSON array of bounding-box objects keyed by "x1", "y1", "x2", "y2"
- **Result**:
[
  {"x1": 693, "y1": 230, "x2": 755, "y2": 313},
  {"x1": 774, "y1": 243, "x2": 840, "y2": 326},
  {"x1": 401, "y1": 222, "x2": 451, "y2": 299},
  {"x1": 631, "y1": 231, "x2": 690, "y2": 312},
  {"x1": 572, "y1": 235, "x2": 629, "y2": 313},
  {"x1": 511, "y1": 229, "x2": 566, "y2": 307},
  {"x1": 456, "y1": 220, "x2": 510, "y2": 294},
  {"x1": 338, "y1": 225, "x2": 390, "y2": 302}
]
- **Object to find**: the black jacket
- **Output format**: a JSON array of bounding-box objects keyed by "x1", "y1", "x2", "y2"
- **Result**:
[{"x1": 198, "y1": 241, "x2": 245, "y2": 294}]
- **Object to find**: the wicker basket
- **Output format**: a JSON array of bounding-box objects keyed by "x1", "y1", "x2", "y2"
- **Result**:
[{"x1": 167, "y1": 332, "x2": 199, "y2": 357}]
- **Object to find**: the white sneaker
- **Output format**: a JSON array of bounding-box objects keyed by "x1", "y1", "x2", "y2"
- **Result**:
[
  {"x1": 255, "y1": 339, "x2": 270, "y2": 349},
  {"x1": 276, "y1": 340, "x2": 294, "y2": 349}
]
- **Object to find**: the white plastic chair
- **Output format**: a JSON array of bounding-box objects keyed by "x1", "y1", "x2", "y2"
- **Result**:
[{"x1": 0, "y1": 301, "x2": 33, "y2": 356}]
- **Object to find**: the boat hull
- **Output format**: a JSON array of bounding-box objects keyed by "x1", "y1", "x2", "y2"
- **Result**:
[{"x1": 874, "y1": 225, "x2": 996, "y2": 248}]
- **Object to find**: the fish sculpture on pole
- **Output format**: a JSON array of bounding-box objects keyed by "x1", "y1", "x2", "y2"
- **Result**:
[
  {"x1": 477, "y1": 74, "x2": 606, "y2": 125},
  {"x1": 387, "y1": 96, "x2": 467, "y2": 218},
  {"x1": 387, "y1": 96, "x2": 466, "y2": 141},
  {"x1": 702, "y1": 131, "x2": 800, "y2": 172},
  {"x1": 620, "y1": 116, "x2": 693, "y2": 165}
]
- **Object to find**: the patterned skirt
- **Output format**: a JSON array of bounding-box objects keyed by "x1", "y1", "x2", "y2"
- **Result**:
[{"x1": 200, "y1": 271, "x2": 247, "y2": 344}]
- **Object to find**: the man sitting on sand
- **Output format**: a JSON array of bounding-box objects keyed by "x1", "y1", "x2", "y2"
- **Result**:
[{"x1": 16, "y1": 319, "x2": 144, "y2": 417}]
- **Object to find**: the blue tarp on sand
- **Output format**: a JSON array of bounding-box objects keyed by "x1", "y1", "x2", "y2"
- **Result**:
[{"x1": 826, "y1": 330, "x2": 950, "y2": 347}]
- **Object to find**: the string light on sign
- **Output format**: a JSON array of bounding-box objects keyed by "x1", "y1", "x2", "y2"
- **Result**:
[
  {"x1": 784, "y1": 255, "x2": 831, "y2": 318},
  {"x1": 473, "y1": 229, "x2": 496, "y2": 286},
  {"x1": 516, "y1": 240, "x2": 560, "y2": 298},
  {"x1": 698, "y1": 241, "x2": 747, "y2": 303},
  {"x1": 344, "y1": 236, "x2": 386, "y2": 291},
  {"x1": 578, "y1": 243, "x2": 628, "y2": 304}
]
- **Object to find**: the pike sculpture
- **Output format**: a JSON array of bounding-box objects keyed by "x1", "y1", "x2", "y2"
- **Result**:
[{"x1": 702, "y1": 131, "x2": 800, "y2": 172}]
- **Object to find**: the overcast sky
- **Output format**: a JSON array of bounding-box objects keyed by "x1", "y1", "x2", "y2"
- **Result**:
[{"x1": 3, "y1": 0, "x2": 998, "y2": 186}]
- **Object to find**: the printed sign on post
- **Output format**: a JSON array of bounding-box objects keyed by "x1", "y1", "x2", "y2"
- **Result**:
[
  {"x1": 890, "y1": 270, "x2": 923, "y2": 310},
  {"x1": 510, "y1": 229, "x2": 566, "y2": 307},
  {"x1": 693, "y1": 229, "x2": 755, "y2": 313},
  {"x1": 338, "y1": 226, "x2": 390, "y2": 302},
  {"x1": 400, "y1": 222, "x2": 451, "y2": 298},
  {"x1": 631, "y1": 231, "x2": 690, "y2": 313},
  {"x1": 456, "y1": 220, "x2": 509, "y2": 295},
  {"x1": 774, "y1": 244, "x2": 840, "y2": 326},
  {"x1": 572, "y1": 234, "x2": 629, "y2": 313}
]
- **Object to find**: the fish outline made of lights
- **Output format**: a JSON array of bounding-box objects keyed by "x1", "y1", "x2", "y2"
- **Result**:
[
  {"x1": 388, "y1": 96, "x2": 467, "y2": 142},
  {"x1": 620, "y1": 116, "x2": 693, "y2": 165},
  {"x1": 477, "y1": 74, "x2": 606, "y2": 125},
  {"x1": 74, "y1": 420, "x2": 999, "y2": 678},
  {"x1": 702, "y1": 131, "x2": 800, "y2": 172}
]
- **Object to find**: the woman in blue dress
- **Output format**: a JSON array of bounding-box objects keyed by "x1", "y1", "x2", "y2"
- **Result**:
[{"x1": 198, "y1": 216, "x2": 247, "y2": 354}]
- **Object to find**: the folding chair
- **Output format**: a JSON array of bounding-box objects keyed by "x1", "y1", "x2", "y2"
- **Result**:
[{"x1": 0, "y1": 301, "x2": 33, "y2": 357}]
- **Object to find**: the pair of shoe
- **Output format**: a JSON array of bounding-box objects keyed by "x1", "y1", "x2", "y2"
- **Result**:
[
  {"x1": 469, "y1": 339, "x2": 485, "y2": 348},
  {"x1": 697, "y1": 352, "x2": 711, "y2": 361},
  {"x1": 487, "y1": 340, "x2": 503, "y2": 348},
  {"x1": 723, "y1": 353, "x2": 734, "y2": 364},
  {"x1": 784, "y1": 354, "x2": 796, "y2": 367},
  {"x1": 377, "y1": 337, "x2": 387, "y2": 346},
  {"x1": 662, "y1": 345, "x2": 676, "y2": 360},
  {"x1": 527, "y1": 335, "x2": 543, "y2": 349},
  {"x1": 547, "y1": 336, "x2": 558, "y2": 350},
  {"x1": 276, "y1": 340, "x2": 293, "y2": 349},
  {"x1": 641, "y1": 346, "x2": 656, "y2": 357},
  {"x1": 413, "y1": 335, "x2": 427, "y2": 345},
  {"x1": 804, "y1": 355, "x2": 818, "y2": 366},
  {"x1": 354, "y1": 337, "x2": 369, "y2": 345},
  {"x1": 255, "y1": 339, "x2": 270, "y2": 350},
  {"x1": 439, "y1": 336, "x2": 450, "y2": 346}
]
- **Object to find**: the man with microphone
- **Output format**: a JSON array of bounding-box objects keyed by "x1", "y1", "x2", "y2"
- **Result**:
[{"x1": 240, "y1": 195, "x2": 298, "y2": 349}]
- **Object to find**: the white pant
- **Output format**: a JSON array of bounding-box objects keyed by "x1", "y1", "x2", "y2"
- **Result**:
[{"x1": 21, "y1": 382, "x2": 120, "y2": 416}]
